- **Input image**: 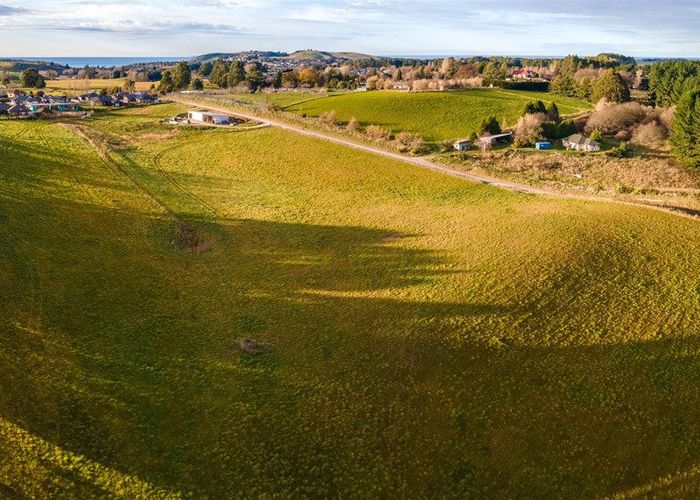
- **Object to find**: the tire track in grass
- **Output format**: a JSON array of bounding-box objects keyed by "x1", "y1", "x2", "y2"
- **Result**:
[
  {"x1": 151, "y1": 143, "x2": 219, "y2": 219},
  {"x1": 61, "y1": 122, "x2": 213, "y2": 252}
]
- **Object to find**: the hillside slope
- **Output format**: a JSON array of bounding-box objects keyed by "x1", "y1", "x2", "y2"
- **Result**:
[{"x1": 1, "y1": 105, "x2": 699, "y2": 497}]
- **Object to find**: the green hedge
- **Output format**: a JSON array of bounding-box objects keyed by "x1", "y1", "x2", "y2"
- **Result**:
[{"x1": 484, "y1": 80, "x2": 550, "y2": 92}]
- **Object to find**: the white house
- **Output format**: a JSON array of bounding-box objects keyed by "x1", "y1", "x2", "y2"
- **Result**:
[
  {"x1": 562, "y1": 133, "x2": 601, "y2": 152},
  {"x1": 453, "y1": 139, "x2": 472, "y2": 151},
  {"x1": 187, "y1": 110, "x2": 230, "y2": 125}
]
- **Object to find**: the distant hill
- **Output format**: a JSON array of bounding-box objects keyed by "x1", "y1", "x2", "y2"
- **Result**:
[
  {"x1": 190, "y1": 51, "x2": 288, "y2": 63},
  {"x1": 190, "y1": 50, "x2": 379, "y2": 65},
  {"x1": 286, "y1": 50, "x2": 378, "y2": 63},
  {"x1": 0, "y1": 59, "x2": 68, "y2": 73}
]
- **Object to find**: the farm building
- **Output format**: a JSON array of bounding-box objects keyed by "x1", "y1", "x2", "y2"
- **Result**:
[
  {"x1": 478, "y1": 132, "x2": 513, "y2": 148},
  {"x1": 535, "y1": 141, "x2": 552, "y2": 150},
  {"x1": 0, "y1": 102, "x2": 10, "y2": 115},
  {"x1": 563, "y1": 134, "x2": 601, "y2": 152},
  {"x1": 453, "y1": 139, "x2": 472, "y2": 151},
  {"x1": 187, "y1": 111, "x2": 231, "y2": 125}
]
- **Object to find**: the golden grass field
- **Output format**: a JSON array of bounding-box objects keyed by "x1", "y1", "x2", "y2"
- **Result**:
[
  {"x1": 43, "y1": 78, "x2": 155, "y2": 95},
  {"x1": 1, "y1": 103, "x2": 699, "y2": 497}
]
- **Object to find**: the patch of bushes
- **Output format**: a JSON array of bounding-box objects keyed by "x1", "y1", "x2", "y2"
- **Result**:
[
  {"x1": 319, "y1": 110, "x2": 338, "y2": 126},
  {"x1": 395, "y1": 132, "x2": 429, "y2": 154},
  {"x1": 365, "y1": 124, "x2": 392, "y2": 141}
]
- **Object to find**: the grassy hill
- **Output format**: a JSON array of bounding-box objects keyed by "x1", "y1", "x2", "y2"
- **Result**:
[
  {"x1": 286, "y1": 50, "x2": 378, "y2": 62},
  {"x1": 41, "y1": 78, "x2": 155, "y2": 95},
  {"x1": 285, "y1": 89, "x2": 592, "y2": 141},
  {"x1": 1, "y1": 104, "x2": 699, "y2": 497}
]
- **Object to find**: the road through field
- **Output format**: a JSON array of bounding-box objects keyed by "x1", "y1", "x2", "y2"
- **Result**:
[{"x1": 172, "y1": 97, "x2": 698, "y2": 220}]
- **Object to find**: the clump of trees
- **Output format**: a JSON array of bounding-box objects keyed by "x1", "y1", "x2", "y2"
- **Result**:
[
  {"x1": 649, "y1": 61, "x2": 700, "y2": 106},
  {"x1": 394, "y1": 132, "x2": 428, "y2": 154},
  {"x1": 514, "y1": 113, "x2": 547, "y2": 147},
  {"x1": 585, "y1": 100, "x2": 672, "y2": 147},
  {"x1": 479, "y1": 116, "x2": 501, "y2": 135},
  {"x1": 20, "y1": 68, "x2": 46, "y2": 88},
  {"x1": 671, "y1": 89, "x2": 700, "y2": 167}
]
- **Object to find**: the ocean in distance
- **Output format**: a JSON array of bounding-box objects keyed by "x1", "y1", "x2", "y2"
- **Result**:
[{"x1": 9, "y1": 56, "x2": 190, "y2": 68}]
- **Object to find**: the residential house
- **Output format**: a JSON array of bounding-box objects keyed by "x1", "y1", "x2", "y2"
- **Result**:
[
  {"x1": 77, "y1": 93, "x2": 100, "y2": 102},
  {"x1": 0, "y1": 102, "x2": 10, "y2": 115},
  {"x1": 26, "y1": 102, "x2": 82, "y2": 114},
  {"x1": 562, "y1": 133, "x2": 601, "y2": 152},
  {"x1": 86, "y1": 95, "x2": 115, "y2": 106},
  {"x1": 453, "y1": 139, "x2": 472, "y2": 151},
  {"x1": 7, "y1": 103, "x2": 30, "y2": 117},
  {"x1": 511, "y1": 69, "x2": 535, "y2": 80}
]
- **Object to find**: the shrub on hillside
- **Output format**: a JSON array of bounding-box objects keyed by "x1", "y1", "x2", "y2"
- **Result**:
[
  {"x1": 319, "y1": 110, "x2": 338, "y2": 126},
  {"x1": 514, "y1": 113, "x2": 546, "y2": 147},
  {"x1": 365, "y1": 124, "x2": 392, "y2": 141},
  {"x1": 347, "y1": 117, "x2": 360, "y2": 132},
  {"x1": 585, "y1": 101, "x2": 649, "y2": 134},
  {"x1": 440, "y1": 139, "x2": 455, "y2": 152},
  {"x1": 631, "y1": 122, "x2": 667, "y2": 147},
  {"x1": 395, "y1": 132, "x2": 428, "y2": 154}
]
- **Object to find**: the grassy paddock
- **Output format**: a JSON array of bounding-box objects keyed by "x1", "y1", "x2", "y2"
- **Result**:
[
  {"x1": 1, "y1": 105, "x2": 699, "y2": 497},
  {"x1": 283, "y1": 89, "x2": 592, "y2": 141},
  {"x1": 43, "y1": 78, "x2": 155, "y2": 95}
]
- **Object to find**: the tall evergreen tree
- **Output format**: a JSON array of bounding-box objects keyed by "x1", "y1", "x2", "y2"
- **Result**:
[
  {"x1": 245, "y1": 62, "x2": 265, "y2": 91},
  {"x1": 479, "y1": 115, "x2": 502, "y2": 135},
  {"x1": 272, "y1": 70, "x2": 283, "y2": 89},
  {"x1": 591, "y1": 69, "x2": 630, "y2": 103},
  {"x1": 20, "y1": 68, "x2": 42, "y2": 88},
  {"x1": 671, "y1": 89, "x2": 700, "y2": 168},
  {"x1": 198, "y1": 61, "x2": 214, "y2": 78},
  {"x1": 157, "y1": 71, "x2": 174, "y2": 94},
  {"x1": 209, "y1": 59, "x2": 230, "y2": 88},
  {"x1": 227, "y1": 61, "x2": 246, "y2": 88},
  {"x1": 550, "y1": 74, "x2": 578, "y2": 98},
  {"x1": 172, "y1": 62, "x2": 191, "y2": 90}
]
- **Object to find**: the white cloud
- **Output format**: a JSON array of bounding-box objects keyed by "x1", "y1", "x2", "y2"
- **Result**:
[{"x1": 0, "y1": 0, "x2": 698, "y2": 57}]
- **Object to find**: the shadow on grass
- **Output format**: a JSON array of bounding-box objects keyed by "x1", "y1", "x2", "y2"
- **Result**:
[{"x1": 1, "y1": 159, "x2": 700, "y2": 497}]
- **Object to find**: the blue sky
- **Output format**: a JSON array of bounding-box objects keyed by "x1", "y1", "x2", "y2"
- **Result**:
[{"x1": 0, "y1": 0, "x2": 698, "y2": 57}]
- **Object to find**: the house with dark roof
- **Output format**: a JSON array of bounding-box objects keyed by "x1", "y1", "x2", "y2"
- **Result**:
[
  {"x1": 562, "y1": 133, "x2": 601, "y2": 152},
  {"x1": 7, "y1": 103, "x2": 30, "y2": 117}
]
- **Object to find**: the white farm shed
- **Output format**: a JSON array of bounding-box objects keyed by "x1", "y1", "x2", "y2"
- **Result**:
[{"x1": 187, "y1": 111, "x2": 230, "y2": 125}]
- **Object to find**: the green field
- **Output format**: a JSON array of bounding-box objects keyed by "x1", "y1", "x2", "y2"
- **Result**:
[
  {"x1": 1, "y1": 104, "x2": 699, "y2": 497},
  {"x1": 217, "y1": 90, "x2": 335, "y2": 108},
  {"x1": 284, "y1": 89, "x2": 592, "y2": 141}
]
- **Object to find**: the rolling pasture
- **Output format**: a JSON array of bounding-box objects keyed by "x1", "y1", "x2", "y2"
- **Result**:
[
  {"x1": 42, "y1": 78, "x2": 155, "y2": 95},
  {"x1": 285, "y1": 89, "x2": 592, "y2": 141},
  {"x1": 1, "y1": 104, "x2": 699, "y2": 497}
]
